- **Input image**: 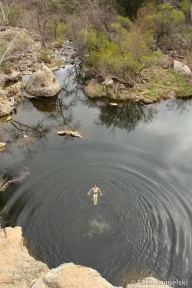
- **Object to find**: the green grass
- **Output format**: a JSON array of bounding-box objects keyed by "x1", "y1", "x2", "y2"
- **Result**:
[{"x1": 86, "y1": 67, "x2": 192, "y2": 104}]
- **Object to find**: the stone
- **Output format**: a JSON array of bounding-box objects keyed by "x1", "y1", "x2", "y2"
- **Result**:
[
  {"x1": 102, "y1": 78, "x2": 114, "y2": 86},
  {"x1": 57, "y1": 131, "x2": 82, "y2": 138},
  {"x1": 173, "y1": 60, "x2": 192, "y2": 75},
  {"x1": 0, "y1": 227, "x2": 49, "y2": 287},
  {"x1": 109, "y1": 103, "x2": 118, "y2": 106},
  {"x1": 6, "y1": 71, "x2": 21, "y2": 82},
  {"x1": 0, "y1": 99, "x2": 14, "y2": 117},
  {"x1": 0, "y1": 142, "x2": 6, "y2": 150},
  {"x1": 31, "y1": 263, "x2": 120, "y2": 288},
  {"x1": 25, "y1": 64, "x2": 61, "y2": 97},
  {"x1": 51, "y1": 66, "x2": 60, "y2": 71},
  {"x1": 22, "y1": 71, "x2": 32, "y2": 76}
]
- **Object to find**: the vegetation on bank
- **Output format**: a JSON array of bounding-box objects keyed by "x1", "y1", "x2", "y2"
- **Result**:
[
  {"x1": 0, "y1": 0, "x2": 192, "y2": 103},
  {"x1": 86, "y1": 68, "x2": 192, "y2": 103}
]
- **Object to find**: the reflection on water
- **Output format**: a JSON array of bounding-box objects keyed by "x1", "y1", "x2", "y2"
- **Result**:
[
  {"x1": 96, "y1": 100, "x2": 156, "y2": 132},
  {"x1": 31, "y1": 97, "x2": 58, "y2": 112},
  {"x1": 1, "y1": 71, "x2": 192, "y2": 287}
]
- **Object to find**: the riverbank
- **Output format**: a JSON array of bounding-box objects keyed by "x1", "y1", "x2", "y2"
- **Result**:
[
  {"x1": 0, "y1": 226, "x2": 172, "y2": 288},
  {"x1": 0, "y1": 27, "x2": 67, "y2": 120},
  {"x1": 85, "y1": 65, "x2": 192, "y2": 105}
]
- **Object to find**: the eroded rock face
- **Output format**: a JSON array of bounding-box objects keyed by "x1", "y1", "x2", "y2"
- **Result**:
[
  {"x1": 0, "y1": 227, "x2": 49, "y2": 288},
  {"x1": 31, "y1": 263, "x2": 119, "y2": 288},
  {"x1": 25, "y1": 64, "x2": 61, "y2": 97}
]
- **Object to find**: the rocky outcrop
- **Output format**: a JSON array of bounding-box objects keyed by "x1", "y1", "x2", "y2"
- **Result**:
[
  {"x1": 31, "y1": 263, "x2": 120, "y2": 288},
  {"x1": 0, "y1": 227, "x2": 49, "y2": 287},
  {"x1": 0, "y1": 227, "x2": 172, "y2": 288},
  {"x1": 25, "y1": 64, "x2": 61, "y2": 97},
  {"x1": 173, "y1": 60, "x2": 192, "y2": 74}
]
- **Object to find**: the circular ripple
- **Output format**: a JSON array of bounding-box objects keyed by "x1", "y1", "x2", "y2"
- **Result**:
[{"x1": 1, "y1": 143, "x2": 192, "y2": 286}]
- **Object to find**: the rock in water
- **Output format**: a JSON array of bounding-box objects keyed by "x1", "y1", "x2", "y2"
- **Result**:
[
  {"x1": 57, "y1": 130, "x2": 82, "y2": 138},
  {"x1": 25, "y1": 64, "x2": 61, "y2": 97},
  {"x1": 173, "y1": 60, "x2": 192, "y2": 75},
  {"x1": 0, "y1": 142, "x2": 6, "y2": 151}
]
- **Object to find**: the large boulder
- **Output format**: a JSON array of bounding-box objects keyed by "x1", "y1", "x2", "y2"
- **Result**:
[
  {"x1": 173, "y1": 60, "x2": 192, "y2": 74},
  {"x1": 25, "y1": 64, "x2": 61, "y2": 97}
]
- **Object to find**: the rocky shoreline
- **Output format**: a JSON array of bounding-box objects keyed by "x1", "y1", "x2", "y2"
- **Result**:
[
  {"x1": 0, "y1": 27, "x2": 71, "y2": 121},
  {"x1": 0, "y1": 227, "x2": 172, "y2": 288}
]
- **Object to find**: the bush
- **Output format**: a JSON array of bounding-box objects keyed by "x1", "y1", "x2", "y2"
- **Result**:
[
  {"x1": 0, "y1": 60, "x2": 13, "y2": 73},
  {"x1": 84, "y1": 21, "x2": 162, "y2": 81},
  {"x1": 8, "y1": 4, "x2": 23, "y2": 27},
  {"x1": 39, "y1": 50, "x2": 52, "y2": 64}
]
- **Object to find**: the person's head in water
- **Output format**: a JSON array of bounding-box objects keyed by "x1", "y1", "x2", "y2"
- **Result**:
[{"x1": 95, "y1": 185, "x2": 97, "y2": 188}]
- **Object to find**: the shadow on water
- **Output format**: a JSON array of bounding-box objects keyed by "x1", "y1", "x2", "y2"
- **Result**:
[{"x1": 1, "y1": 64, "x2": 192, "y2": 288}]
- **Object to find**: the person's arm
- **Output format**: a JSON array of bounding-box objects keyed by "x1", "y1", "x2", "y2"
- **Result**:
[
  {"x1": 87, "y1": 188, "x2": 93, "y2": 195},
  {"x1": 98, "y1": 188, "x2": 102, "y2": 196}
]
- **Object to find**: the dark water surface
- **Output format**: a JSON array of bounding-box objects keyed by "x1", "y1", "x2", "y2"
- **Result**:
[{"x1": 1, "y1": 67, "x2": 192, "y2": 287}]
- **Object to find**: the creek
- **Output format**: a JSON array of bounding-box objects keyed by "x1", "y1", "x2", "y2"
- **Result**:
[{"x1": 0, "y1": 62, "x2": 192, "y2": 287}]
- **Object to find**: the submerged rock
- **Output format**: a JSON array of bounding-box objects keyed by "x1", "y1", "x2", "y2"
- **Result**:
[
  {"x1": 25, "y1": 64, "x2": 61, "y2": 97},
  {"x1": 57, "y1": 130, "x2": 82, "y2": 138}
]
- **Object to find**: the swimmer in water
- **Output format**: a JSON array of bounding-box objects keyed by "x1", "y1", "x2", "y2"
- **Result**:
[{"x1": 87, "y1": 185, "x2": 102, "y2": 205}]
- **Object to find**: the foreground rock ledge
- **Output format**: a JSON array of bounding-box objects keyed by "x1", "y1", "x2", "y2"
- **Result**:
[
  {"x1": 0, "y1": 227, "x2": 172, "y2": 288},
  {"x1": 0, "y1": 227, "x2": 48, "y2": 287}
]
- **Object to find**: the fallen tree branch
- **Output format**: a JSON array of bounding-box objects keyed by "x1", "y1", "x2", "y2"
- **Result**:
[{"x1": 0, "y1": 169, "x2": 30, "y2": 192}]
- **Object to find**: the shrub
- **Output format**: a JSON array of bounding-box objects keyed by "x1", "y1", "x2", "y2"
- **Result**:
[
  {"x1": 39, "y1": 50, "x2": 52, "y2": 64},
  {"x1": 8, "y1": 4, "x2": 23, "y2": 27},
  {"x1": 0, "y1": 60, "x2": 13, "y2": 73}
]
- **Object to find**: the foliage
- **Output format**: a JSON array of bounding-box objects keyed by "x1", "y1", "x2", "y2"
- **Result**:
[
  {"x1": 39, "y1": 49, "x2": 52, "y2": 64},
  {"x1": 180, "y1": 0, "x2": 191, "y2": 20},
  {"x1": 84, "y1": 20, "x2": 163, "y2": 81},
  {"x1": 0, "y1": 60, "x2": 13, "y2": 73},
  {"x1": 137, "y1": 2, "x2": 185, "y2": 51}
]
